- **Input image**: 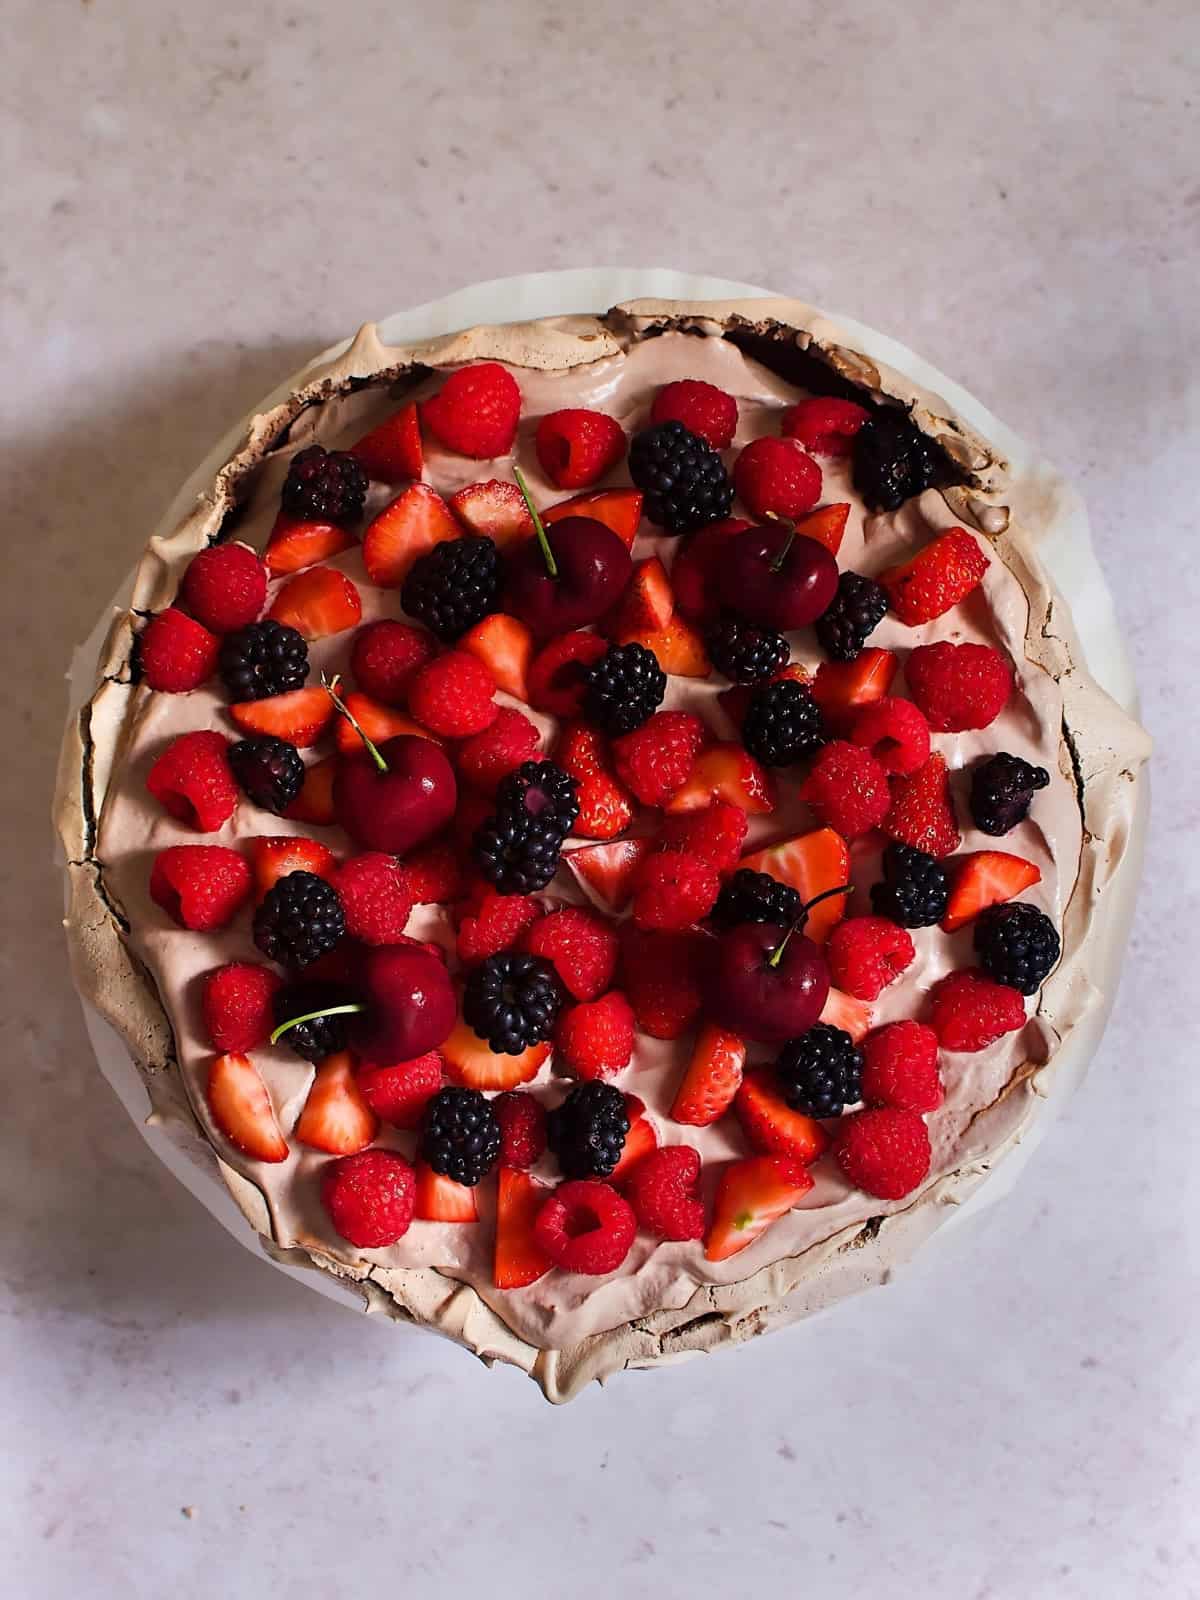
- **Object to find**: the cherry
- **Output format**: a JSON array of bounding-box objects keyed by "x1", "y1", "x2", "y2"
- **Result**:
[
  {"x1": 327, "y1": 678, "x2": 456, "y2": 853},
  {"x1": 705, "y1": 887, "x2": 849, "y2": 1043},
  {"x1": 504, "y1": 469, "x2": 632, "y2": 638},
  {"x1": 725, "y1": 520, "x2": 839, "y2": 630},
  {"x1": 272, "y1": 945, "x2": 455, "y2": 1065}
]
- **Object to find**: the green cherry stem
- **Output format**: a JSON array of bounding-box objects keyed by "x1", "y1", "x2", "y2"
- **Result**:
[
  {"x1": 766, "y1": 882, "x2": 853, "y2": 969},
  {"x1": 765, "y1": 513, "x2": 798, "y2": 575},
  {"x1": 270, "y1": 1002, "x2": 364, "y2": 1047},
  {"x1": 322, "y1": 672, "x2": 388, "y2": 773},
  {"x1": 513, "y1": 465, "x2": 558, "y2": 581}
]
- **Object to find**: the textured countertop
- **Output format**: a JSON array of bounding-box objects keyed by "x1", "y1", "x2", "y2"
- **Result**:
[{"x1": 3, "y1": 2, "x2": 1196, "y2": 1596}]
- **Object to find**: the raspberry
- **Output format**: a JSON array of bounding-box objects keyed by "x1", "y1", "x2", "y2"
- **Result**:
[
  {"x1": 827, "y1": 916, "x2": 915, "y2": 1001},
  {"x1": 883, "y1": 752, "x2": 962, "y2": 857},
  {"x1": 149, "y1": 844, "x2": 252, "y2": 930},
  {"x1": 321, "y1": 1149, "x2": 416, "y2": 1248},
  {"x1": 404, "y1": 834, "x2": 466, "y2": 904},
  {"x1": 422, "y1": 362, "x2": 521, "y2": 458},
  {"x1": 336, "y1": 853, "x2": 414, "y2": 945},
  {"x1": 650, "y1": 379, "x2": 738, "y2": 450},
  {"x1": 455, "y1": 885, "x2": 541, "y2": 965},
  {"x1": 200, "y1": 961, "x2": 282, "y2": 1053},
  {"x1": 554, "y1": 990, "x2": 636, "y2": 1080},
  {"x1": 493, "y1": 1091, "x2": 548, "y2": 1168},
  {"x1": 632, "y1": 852, "x2": 720, "y2": 931},
  {"x1": 456, "y1": 707, "x2": 541, "y2": 795},
  {"x1": 623, "y1": 1145, "x2": 705, "y2": 1241},
  {"x1": 880, "y1": 528, "x2": 989, "y2": 625},
  {"x1": 555, "y1": 722, "x2": 634, "y2": 839},
  {"x1": 522, "y1": 905, "x2": 618, "y2": 1001},
  {"x1": 350, "y1": 619, "x2": 436, "y2": 705},
  {"x1": 659, "y1": 798, "x2": 748, "y2": 875},
  {"x1": 834, "y1": 1108, "x2": 931, "y2": 1200},
  {"x1": 851, "y1": 696, "x2": 931, "y2": 776},
  {"x1": 180, "y1": 542, "x2": 267, "y2": 633},
  {"x1": 781, "y1": 396, "x2": 870, "y2": 457},
  {"x1": 533, "y1": 1179, "x2": 636, "y2": 1274},
  {"x1": 535, "y1": 408, "x2": 626, "y2": 489},
  {"x1": 527, "y1": 631, "x2": 608, "y2": 718},
  {"x1": 905, "y1": 642, "x2": 1013, "y2": 732},
  {"x1": 619, "y1": 926, "x2": 705, "y2": 1039},
  {"x1": 140, "y1": 608, "x2": 219, "y2": 692},
  {"x1": 145, "y1": 730, "x2": 238, "y2": 832},
  {"x1": 861, "y1": 1021, "x2": 943, "y2": 1112},
  {"x1": 733, "y1": 437, "x2": 822, "y2": 520},
  {"x1": 356, "y1": 1053, "x2": 443, "y2": 1129},
  {"x1": 799, "y1": 741, "x2": 891, "y2": 838},
  {"x1": 928, "y1": 968, "x2": 1026, "y2": 1051},
  {"x1": 407, "y1": 650, "x2": 497, "y2": 737},
  {"x1": 612, "y1": 710, "x2": 707, "y2": 807}
]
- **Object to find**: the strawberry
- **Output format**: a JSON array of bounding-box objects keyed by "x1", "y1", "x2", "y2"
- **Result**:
[
  {"x1": 733, "y1": 437, "x2": 822, "y2": 520},
  {"x1": 362, "y1": 484, "x2": 460, "y2": 587},
  {"x1": 249, "y1": 835, "x2": 338, "y2": 903},
  {"x1": 564, "y1": 836, "x2": 653, "y2": 912},
  {"x1": 793, "y1": 502, "x2": 851, "y2": 557},
  {"x1": 295, "y1": 1053, "x2": 378, "y2": 1155},
  {"x1": 206, "y1": 1052, "x2": 288, "y2": 1163},
  {"x1": 267, "y1": 565, "x2": 362, "y2": 640},
  {"x1": 535, "y1": 408, "x2": 626, "y2": 489},
  {"x1": 456, "y1": 707, "x2": 541, "y2": 794},
  {"x1": 527, "y1": 630, "x2": 608, "y2": 717},
  {"x1": 705, "y1": 1154, "x2": 813, "y2": 1262},
  {"x1": 609, "y1": 1095, "x2": 659, "y2": 1181},
  {"x1": 543, "y1": 487, "x2": 642, "y2": 548},
  {"x1": 651, "y1": 379, "x2": 738, "y2": 450},
  {"x1": 459, "y1": 612, "x2": 533, "y2": 701},
  {"x1": 283, "y1": 754, "x2": 338, "y2": 823},
  {"x1": 356, "y1": 1053, "x2": 443, "y2": 1129},
  {"x1": 441, "y1": 1015, "x2": 549, "y2": 1090},
  {"x1": 350, "y1": 401, "x2": 423, "y2": 483},
  {"x1": 780, "y1": 398, "x2": 869, "y2": 457},
  {"x1": 449, "y1": 479, "x2": 534, "y2": 547},
  {"x1": 229, "y1": 686, "x2": 334, "y2": 749},
  {"x1": 670, "y1": 1023, "x2": 746, "y2": 1126},
  {"x1": 612, "y1": 709, "x2": 708, "y2": 808},
  {"x1": 350, "y1": 619, "x2": 436, "y2": 706},
  {"x1": 740, "y1": 827, "x2": 850, "y2": 944},
  {"x1": 201, "y1": 962, "x2": 282, "y2": 1053},
  {"x1": 149, "y1": 845, "x2": 251, "y2": 930},
  {"x1": 619, "y1": 926, "x2": 706, "y2": 1040},
  {"x1": 493, "y1": 1167, "x2": 553, "y2": 1289},
  {"x1": 145, "y1": 730, "x2": 237, "y2": 832},
  {"x1": 140, "y1": 608, "x2": 219, "y2": 692},
  {"x1": 735, "y1": 1072, "x2": 829, "y2": 1164},
  {"x1": 879, "y1": 527, "x2": 989, "y2": 625},
  {"x1": 672, "y1": 517, "x2": 753, "y2": 623},
  {"x1": 810, "y1": 648, "x2": 898, "y2": 732},
  {"x1": 422, "y1": 363, "x2": 521, "y2": 458},
  {"x1": 604, "y1": 556, "x2": 673, "y2": 636},
  {"x1": 263, "y1": 513, "x2": 356, "y2": 576},
  {"x1": 414, "y1": 1163, "x2": 478, "y2": 1223},
  {"x1": 819, "y1": 987, "x2": 875, "y2": 1042},
  {"x1": 941, "y1": 851, "x2": 1042, "y2": 932},
  {"x1": 659, "y1": 799, "x2": 748, "y2": 875},
  {"x1": 180, "y1": 542, "x2": 267, "y2": 633},
  {"x1": 555, "y1": 721, "x2": 634, "y2": 839},
  {"x1": 333, "y1": 691, "x2": 439, "y2": 754},
  {"x1": 883, "y1": 752, "x2": 962, "y2": 858},
  {"x1": 663, "y1": 743, "x2": 775, "y2": 815},
  {"x1": 613, "y1": 614, "x2": 711, "y2": 677}
]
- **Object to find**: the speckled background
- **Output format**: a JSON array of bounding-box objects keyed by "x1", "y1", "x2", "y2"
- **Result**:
[{"x1": 3, "y1": 2, "x2": 1197, "y2": 1596}]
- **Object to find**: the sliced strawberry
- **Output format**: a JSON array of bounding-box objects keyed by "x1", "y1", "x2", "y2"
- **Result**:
[
  {"x1": 263, "y1": 513, "x2": 356, "y2": 576},
  {"x1": 333, "y1": 691, "x2": 439, "y2": 755},
  {"x1": 295, "y1": 1052, "x2": 378, "y2": 1155},
  {"x1": 794, "y1": 502, "x2": 851, "y2": 557},
  {"x1": 229, "y1": 686, "x2": 334, "y2": 749},
  {"x1": 494, "y1": 1167, "x2": 553, "y2": 1289},
  {"x1": 735, "y1": 1072, "x2": 829, "y2": 1164},
  {"x1": 941, "y1": 851, "x2": 1042, "y2": 933},
  {"x1": 206, "y1": 1052, "x2": 288, "y2": 1163},
  {"x1": 605, "y1": 556, "x2": 673, "y2": 636},
  {"x1": 564, "y1": 836, "x2": 654, "y2": 912},
  {"x1": 249, "y1": 835, "x2": 338, "y2": 903},
  {"x1": 555, "y1": 721, "x2": 635, "y2": 840},
  {"x1": 351, "y1": 401, "x2": 423, "y2": 483},
  {"x1": 362, "y1": 484, "x2": 460, "y2": 587},
  {"x1": 704, "y1": 1154, "x2": 813, "y2": 1262},
  {"x1": 810, "y1": 648, "x2": 898, "y2": 733},
  {"x1": 543, "y1": 487, "x2": 642, "y2": 548},
  {"x1": 610, "y1": 1098, "x2": 658, "y2": 1181},
  {"x1": 414, "y1": 1162, "x2": 478, "y2": 1222},
  {"x1": 449, "y1": 479, "x2": 534, "y2": 548},
  {"x1": 459, "y1": 612, "x2": 533, "y2": 701},
  {"x1": 670, "y1": 1023, "x2": 746, "y2": 1126},
  {"x1": 282, "y1": 754, "x2": 338, "y2": 824},
  {"x1": 819, "y1": 987, "x2": 875, "y2": 1042},
  {"x1": 718, "y1": 661, "x2": 811, "y2": 729},
  {"x1": 614, "y1": 614, "x2": 711, "y2": 677},
  {"x1": 672, "y1": 518, "x2": 753, "y2": 623},
  {"x1": 664, "y1": 743, "x2": 776, "y2": 815},
  {"x1": 441, "y1": 1016, "x2": 549, "y2": 1091},
  {"x1": 740, "y1": 827, "x2": 850, "y2": 944},
  {"x1": 267, "y1": 565, "x2": 362, "y2": 640}
]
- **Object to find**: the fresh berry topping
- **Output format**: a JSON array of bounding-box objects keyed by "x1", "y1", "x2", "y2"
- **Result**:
[
  {"x1": 706, "y1": 617, "x2": 789, "y2": 686},
  {"x1": 970, "y1": 752, "x2": 1051, "y2": 836},
  {"x1": 457, "y1": 707, "x2": 542, "y2": 796},
  {"x1": 670, "y1": 1023, "x2": 746, "y2": 1125},
  {"x1": 459, "y1": 611, "x2": 533, "y2": 701},
  {"x1": 407, "y1": 650, "x2": 498, "y2": 738},
  {"x1": 973, "y1": 902, "x2": 1060, "y2": 994},
  {"x1": 180, "y1": 542, "x2": 268, "y2": 634},
  {"x1": 906, "y1": 641, "x2": 1013, "y2": 732},
  {"x1": 554, "y1": 990, "x2": 636, "y2": 1081},
  {"x1": 660, "y1": 798, "x2": 748, "y2": 875},
  {"x1": 295, "y1": 1052, "x2": 378, "y2": 1155},
  {"x1": 441, "y1": 1014, "x2": 549, "y2": 1091},
  {"x1": 619, "y1": 926, "x2": 705, "y2": 1039},
  {"x1": 357, "y1": 1053, "x2": 443, "y2": 1129},
  {"x1": 735, "y1": 1073, "x2": 830, "y2": 1162},
  {"x1": 555, "y1": 722, "x2": 634, "y2": 839},
  {"x1": 350, "y1": 401, "x2": 423, "y2": 483},
  {"x1": 710, "y1": 867, "x2": 800, "y2": 931},
  {"x1": 928, "y1": 968, "x2": 1026, "y2": 1051},
  {"x1": 564, "y1": 836, "x2": 652, "y2": 913},
  {"x1": 834, "y1": 1107, "x2": 931, "y2": 1199},
  {"x1": 880, "y1": 527, "x2": 989, "y2": 626},
  {"x1": 252, "y1": 869, "x2": 345, "y2": 968},
  {"x1": 249, "y1": 834, "x2": 337, "y2": 902},
  {"x1": 494, "y1": 759, "x2": 579, "y2": 839},
  {"x1": 774, "y1": 1023, "x2": 864, "y2": 1116},
  {"x1": 201, "y1": 961, "x2": 282, "y2": 1053},
  {"x1": 814, "y1": 572, "x2": 888, "y2": 662},
  {"x1": 612, "y1": 710, "x2": 707, "y2": 807},
  {"x1": 140, "y1": 608, "x2": 219, "y2": 693},
  {"x1": 493, "y1": 1091, "x2": 548, "y2": 1169},
  {"x1": 800, "y1": 741, "x2": 891, "y2": 838},
  {"x1": 870, "y1": 842, "x2": 949, "y2": 927},
  {"x1": 811, "y1": 647, "x2": 898, "y2": 732},
  {"x1": 628, "y1": 420, "x2": 734, "y2": 535},
  {"x1": 405, "y1": 834, "x2": 466, "y2": 903},
  {"x1": 419, "y1": 1086, "x2": 501, "y2": 1187},
  {"x1": 827, "y1": 916, "x2": 915, "y2": 1001},
  {"x1": 268, "y1": 565, "x2": 362, "y2": 640},
  {"x1": 206, "y1": 1052, "x2": 289, "y2": 1163},
  {"x1": 850, "y1": 696, "x2": 931, "y2": 777},
  {"x1": 852, "y1": 411, "x2": 942, "y2": 511},
  {"x1": 456, "y1": 885, "x2": 540, "y2": 965},
  {"x1": 664, "y1": 742, "x2": 776, "y2": 816},
  {"x1": 229, "y1": 685, "x2": 333, "y2": 748},
  {"x1": 582, "y1": 641, "x2": 667, "y2": 735},
  {"x1": 522, "y1": 905, "x2": 617, "y2": 1001},
  {"x1": 400, "y1": 534, "x2": 500, "y2": 642},
  {"x1": 781, "y1": 396, "x2": 870, "y2": 456},
  {"x1": 227, "y1": 735, "x2": 304, "y2": 814},
  {"x1": 861, "y1": 1021, "x2": 943, "y2": 1112},
  {"x1": 264, "y1": 514, "x2": 356, "y2": 576},
  {"x1": 739, "y1": 826, "x2": 851, "y2": 942},
  {"x1": 271, "y1": 977, "x2": 356, "y2": 1061},
  {"x1": 527, "y1": 629, "x2": 608, "y2": 717},
  {"x1": 462, "y1": 950, "x2": 563, "y2": 1053},
  {"x1": 422, "y1": 362, "x2": 522, "y2": 459},
  {"x1": 473, "y1": 809, "x2": 562, "y2": 894},
  {"x1": 321, "y1": 1149, "x2": 416, "y2": 1248},
  {"x1": 336, "y1": 853, "x2": 413, "y2": 946},
  {"x1": 218, "y1": 619, "x2": 308, "y2": 703},
  {"x1": 942, "y1": 850, "x2": 1041, "y2": 933},
  {"x1": 624, "y1": 1145, "x2": 705, "y2": 1241},
  {"x1": 733, "y1": 436, "x2": 822, "y2": 520},
  {"x1": 632, "y1": 852, "x2": 720, "y2": 931},
  {"x1": 704, "y1": 1154, "x2": 813, "y2": 1262},
  {"x1": 547, "y1": 1082, "x2": 630, "y2": 1179},
  {"x1": 281, "y1": 445, "x2": 368, "y2": 524},
  {"x1": 651, "y1": 379, "x2": 738, "y2": 449},
  {"x1": 146, "y1": 730, "x2": 238, "y2": 831},
  {"x1": 883, "y1": 751, "x2": 962, "y2": 857},
  {"x1": 534, "y1": 1178, "x2": 636, "y2": 1274},
  {"x1": 672, "y1": 517, "x2": 753, "y2": 622},
  {"x1": 535, "y1": 408, "x2": 626, "y2": 489},
  {"x1": 149, "y1": 844, "x2": 251, "y2": 930},
  {"x1": 741, "y1": 678, "x2": 827, "y2": 768},
  {"x1": 449, "y1": 479, "x2": 534, "y2": 546},
  {"x1": 363, "y1": 484, "x2": 460, "y2": 587}
]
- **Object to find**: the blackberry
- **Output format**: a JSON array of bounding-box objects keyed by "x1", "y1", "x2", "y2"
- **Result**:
[
  {"x1": 706, "y1": 618, "x2": 789, "y2": 686},
  {"x1": 710, "y1": 867, "x2": 800, "y2": 931},
  {"x1": 420, "y1": 1087, "x2": 501, "y2": 1187},
  {"x1": 228, "y1": 736, "x2": 304, "y2": 813},
  {"x1": 494, "y1": 759, "x2": 579, "y2": 839},
  {"x1": 852, "y1": 411, "x2": 943, "y2": 512},
  {"x1": 628, "y1": 420, "x2": 734, "y2": 535},
  {"x1": 219, "y1": 620, "x2": 309, "y2": 702},
  {"x1": 970, "y1": 752, "x2": 1051, "y2": 836},
  {"x1": 974, "y1": 903, "x2": 1060, "y2": 995},
  {"x1": 462, "y1": 952, "x2": 563, "y2": 1054},
  {"x1": 252, "y1": 870, "x2": 345, "y2": 968},
  {"x1": 870, "y1": 843, "x2": 949, "y2": 928},
  {"x1": 742, "y1": 678, "x2": 827, "y2": 768},
  {"x1": 814, "y1": 572, "x2": 888, "y2": 662},
  {"x1": 547, "y1": 1082, "x2": 630, "y2": 1179},
  {"x1": 776, "y1": 1025, "x2": 864, "y2": 1117},
  {"x1": 400, "y1": 535, "x2": 500, "y2": 642},
  {"x1": 474, "y1": 811, "x2": 563, "y2": 894},
  {"x1": 271, "y1": 979, "x2": 356, "y2": 1062},
  {"x1": 582, "y1": 641, "x2": 667, "y2": 735},
  {"x1": 280, "y1": 444, "x2": 368, "y2": 525}
]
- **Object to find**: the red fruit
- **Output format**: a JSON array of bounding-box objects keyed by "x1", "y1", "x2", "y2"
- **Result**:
[
  {"x1": 705, "y1": 1154, "x2": 813, "y2": 1262},
  {"x1": 456, "y1": 885, "x2": 540, "y2": 965},
  {"x1": 505, "y1": 516, "x2": 633, "y2": 640},
  {"x1": 249, "y1": 835, "x2": 337, "y2": 903},
  {"x1": 494, "y1": 1168, "x2": 554, "y2": 1289},
  {"x1": 527, "y1": 630, "x2": 608, "y2": 717},
  {"x1": 672, "y1": 517, "x2": 754, "y2": 623},
  {"x1": 724, "y1": 524, "x2": 839, "y2": 631},
  {"x1": 792, "y1": 502, "x2": 851, "y2": 557},
  {"x1": 206, "y1": 1053, "x2": 288, "y2": 1163},
  {"x1": 332, "y1": 692, "x2": 434, "y2": 755},
  {"x1": 620, "y1": 926, "x2": 706, "y2": 1040},
  {"x1": 906, "y1": 641, "x2": 1013, "y2": 733},
  {"x1": 554, "y1": 990, "x2": 636, "y2": 1080},
  {"x1": 535, "y1": 408, "x2": 626, "y2": 489},
  {"x1": 605, "y1": 556, "x2": 674, "y2": 637},
  {"x1": 614, "y1": 614, "x2": 711, "y2": 677},
  {"x1": 851, "y1": 696, "x2": 931, "y2": 776},
  {"x1": 404, "y1": 834, "x2": 466, "y2": 904},
  {"x1": 321, "y1": 1148, "x2": 416, "y2": 1248},
  {"x1": 356, "y1": 1052, "x2": 443, "y2": 1129},
  {"x1": 263, "y1": 514, "x2": 356, "y2": 576},
  {"x1": 442, "y1": 1015, "x2": 550, "y2": 1090},
  {"x1": 781, "y1": 397, "x2": 870, "y2": 456},
  {"x1": 414, "y1": 1164, "x2": 478, "y2": 1223},
  {"x1": 624, "y1": 1146, "x2": 705, "y2": 1241},
  {"x1": 670, "y1": 1023, "x2": 746, "y2": 1126},
  {"x1": 459, "y1": 613, "x2": 533, "y2": 702},
  {"x1": 267, "y1": 565, "x2": 361, "y2": 640},
  {"x1": 335, "y1": 732, "x2": 457, "y2": 856},
  {"x1": 735, "y1": 1073, "x2": 829, "y2": 1164},
  {"x1": 942, "y1": 851, "x2": 1042, "y2": 933},
  {"x1": 452, "y1": 787, "x2": 493, "y2": 853},
  {"x1": 201, "y1": 962, "x2": 282, "y2": 1053},
  {"x1": 348, "y1": 946, "x2": 455, "y2": 1065},
  {"x1": 423, "y1": 362, "x2": 521, "y2": 458},
  {"x1": 564, "y1": 836, "x2": 653, "y2": 913},
  {"x1": 296, "y1": 1052, "x2": 379, "y2": 1155},
  {"x1": 632, "y1": 852, "x2": 720, "y2": 931},
  {"x1": 834, "y1": 1108, "x2": 931, "y2": 1200},
  {"x1": 523, "y1": 905, "x2": 618, "y2": 1001},
  {"x1": 811, "y1": 648, "x2": 898, "y2": 732},
  {"x1": 612, "y1": 710, "x2": 708, "y2": 808},
  {"x1": 827, "y1": 916, "x2": 915, "y2": 1001},
  {"x1": 406, "y1": 651, "x2": 497, "y2": 739},
  {"x1": 456, "y1": 707, "x2": 541, "y2": 795},
  {"x1": 180, "y1": 542, "x2": 267, "y2": 633},
  {"x1": 350, "y1": 401, "x2": 423, "y2": 483},
  {"x1": 362, "y1": 484, "x2": 459, "y2": 587},
  {"x1": 543, "y1": 487, "x2": 642, "y2": 549},
  {"x1": 861, "y1": 1022, "x2": 943, "y2": 1113},
  {"x1": 733, "y1": 436, "x2": 822, "y2": 520},
  {"x1": 880, "y1": 528, "x2": 989, "y2": 625},
  {"x1": 799, "y1": 741, "x2": 891, "y2": 838},
  {"x1": 336, "y1": 853, "x2": 413, "y2": 945},
  {"x1": 534, "y1": 1180, "x2": 636, "y2": 1275},
  {"x1": 230, "y1": 686, "x2": 334, "y2": 749},
  {"x1": 350, "y1": 619, "x2": 436, "y2": 705},
  {"x1": 708, "y1": 920, "x2": 830, "y2": 1045},
  {"x1": 555, "y1": 721, "x2": 635, "y2": 839},
  {"x1": 283, "y1": 755, "x2": 338, "y2": 824},
  {"x1": 150, "y1": 845, "x2": 251, "y2": 930},
  {"x1": 145, "y1": 730, "x2": 237, "y2": 832},
  {"x1": 660, "y1": 799, "x2": 748, "y2": 876},
  {"x1": 140, "y1": 608, "x2": 219, "y2": 692},
  {"x1": 740, "y1": 827, "x2": 850, "y2": 944},
  {"x1": 449, "y1": 479, "x2": 533, "y2": 548},
  {"x1": 664, "y1": 743, "x2": 775, "y2": 815},
  {"x1": 929, "y1": 968, "x2": 1026, "y2": 1052},
  {"x1": 493, "y1": 1092, "x2": 548, "y2": 1169},
  {"x1": 819, "y1": 986, "x2": 875, "y2": 1042},
  {"x1": 651, "y1": 379, "x2": 738, "y2": 449},
  {"x1": 883, "y1": 752, "x2": 962, "y2": 858},
  {"x1": 609, "y1": 1096, "x2": 659, "y2": 1181}
]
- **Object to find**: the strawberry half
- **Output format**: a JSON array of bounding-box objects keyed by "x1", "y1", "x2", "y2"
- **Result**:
[
  {"x1": 810, "y1": 648, "x2": 898, "y2": 733},
  {"x1": 494, "y1": 1167, "x2": 553, "y2": 1289},
  {"x1": 555, "y1": 721, "x2": 635, "y2": 839},
  {"x1": 267, "y1": 566, "x2": 363, "y2": 640},
  {"x1": 819, "y1": 987, "x2": 875, "y2": 1042},
  {"x1": 941, "y1": 851, "x2": 1042, "y2": 932},
  {"x1": 363, "y1": 484, "x2": 460, "y2": 587},
  {"x1": 564, "y1": 836, "x2": 654, "y2": 912},
  {"x1": 351, "y1": 401, "x2": 423, "y2": 483},
  {"x1": 206, "y1": 1053, "x2": 288, "y2": 1163},
  {"x1": 441, "y1": 1015, "x2": 549, "y2": 1091},
  {"x1": 610, "y1": 1095, "x2": 659, "y2": 1181},
  {"x1": 704, "y1": 1155, "x2": 813, "y2": 1262},
  {"x1": 295, "y1": 1053, "x2": 378, "y2": 1155},
  {"x1": 793, "y1": 502, "x2": 851, "y2": 557},
  {"x1": 229, "y1": 686, "x2": 334, "y2": 749},
  {"x1": 604, "y1": 556, "x2": 673, "y2": 636},
  {"x1": 614, "y1": 614, "x2": 711, "y2": 677},
  {"x1": 664, "y1": 743, "x2": 776, "y2": 815},
  {"x1": 249, "y1": 835, "x2": 338, "y2": 903},
  {"x1": 333, "y1": 691, "x2": 439, "y2": 755},
  {"x1": 740, "y1": 827, "x2": 850, "y2": 944},
  {"x1": 670, "y1": 1024, "x2": 746, "y2": 1126},
  {"x1": 450, "y1": 479, "x2": 534, "y2": 548},
  {"x1": 543, "y1": 487, "x2": 642, "y2": 548},
  {"x1": 264, "y1": 513, "x2": 356, "y2": 576},
  {"x1": 414, "y1": 1163, "x2": 478, "y2": 1222},
  {"x1": 283, "y1": 754, "x2": 339, "y2": 824},
  {"x1": 735, "y1": 1073, "x2": 829, "y2": 1164},
  {"x1": 459, "y1": 612, "x2": 533, "y2": 702}
]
